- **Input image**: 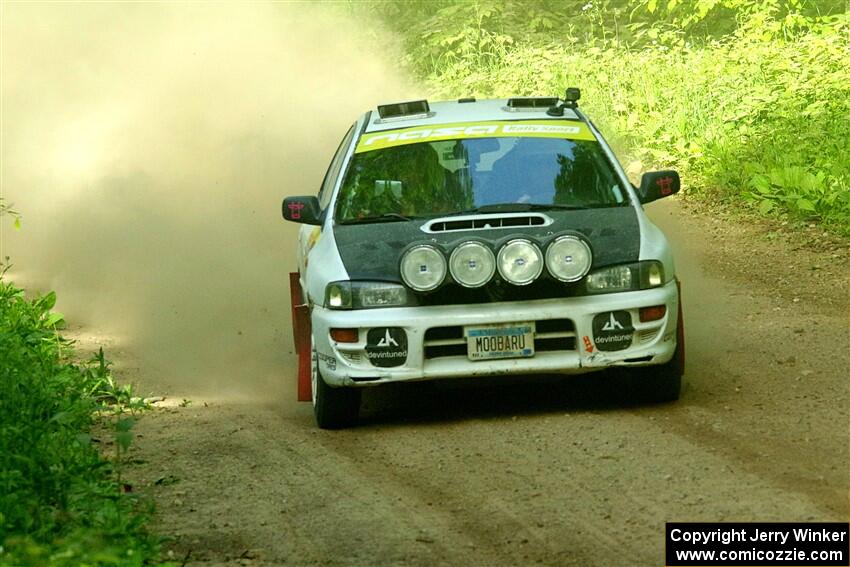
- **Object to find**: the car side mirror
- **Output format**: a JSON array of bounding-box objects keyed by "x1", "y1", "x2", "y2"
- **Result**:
[
  {"x1": 638, "y1": 170, "x2": 680, "y2": 204},
  {"x1": 282, "y1": 196, "x2": 322, "y2": 225}
]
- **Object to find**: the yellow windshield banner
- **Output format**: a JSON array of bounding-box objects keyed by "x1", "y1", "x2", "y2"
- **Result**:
[{"x1": 355, "y1": 120, "x2": 596, "y2": 153}]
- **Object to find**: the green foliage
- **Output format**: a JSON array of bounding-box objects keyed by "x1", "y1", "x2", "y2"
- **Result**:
[
  {"x1": 628, "y1": 0, "x2": 847, "y2": 45},
  {"x1": 0, "y1": 278, "x2": 159, "y2": 565},
  {"x1": 377, "y1": 1, "x2": 850, "y2": 233},
  {"x1": 0, "y1": 198, "x2": 21, "y2": 234}
]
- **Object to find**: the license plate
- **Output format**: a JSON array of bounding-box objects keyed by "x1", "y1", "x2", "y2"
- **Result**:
[{"x1": 465, "y1": 322, "x2": 535, "y2": 361}]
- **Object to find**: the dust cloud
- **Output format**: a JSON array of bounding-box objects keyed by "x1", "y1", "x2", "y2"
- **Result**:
[{"x1": 1, "y1": 3, "x2": 413, "y2": 398}]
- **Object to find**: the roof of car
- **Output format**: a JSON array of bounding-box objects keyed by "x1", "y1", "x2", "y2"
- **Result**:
[{"x1": 363, "y1": 98, "x2": 581, "y2": 133}]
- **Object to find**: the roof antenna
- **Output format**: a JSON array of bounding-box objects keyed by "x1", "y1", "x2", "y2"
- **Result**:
[{"x1": 547, "y1": 87, "x2": 581, "y2": 116}]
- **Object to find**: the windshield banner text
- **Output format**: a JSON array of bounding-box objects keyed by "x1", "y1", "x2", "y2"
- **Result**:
[{"x1": 355, "y1": 120, "x2": 596, "y2": 153}]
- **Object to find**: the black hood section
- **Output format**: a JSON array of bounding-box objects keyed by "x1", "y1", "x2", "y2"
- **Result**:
[{"x1": 334, "y1": 207, "x2": 640, "y2": 283}]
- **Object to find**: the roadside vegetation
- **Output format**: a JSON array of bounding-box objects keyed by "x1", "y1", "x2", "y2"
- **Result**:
[
  {"x1": 372, "y1": 0, "x2": 850, "y2": 234},
  {"x1": 0, "y1": 201, "x2": 159, "y2": 565}
]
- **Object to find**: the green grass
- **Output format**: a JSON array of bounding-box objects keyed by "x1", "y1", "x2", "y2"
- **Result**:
[
  {"x1": 0, "y1": 275, "x2": 160, "y2": 566},
  {"x1": 374, "y1": 1, "x2": 850, "y2": 234}
]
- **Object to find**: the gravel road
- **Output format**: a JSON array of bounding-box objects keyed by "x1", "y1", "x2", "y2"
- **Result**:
[{"x1": 96, "y1": 198, "x2": 848, "y2": 566}]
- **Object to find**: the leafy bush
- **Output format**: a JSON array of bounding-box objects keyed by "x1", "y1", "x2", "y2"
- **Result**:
[
  {"x1": 0, "y1": 278, "x2": 158, "y2": 566},
  {"x1": 374, "y1": 0, "x2": 850, "y2": 233}
]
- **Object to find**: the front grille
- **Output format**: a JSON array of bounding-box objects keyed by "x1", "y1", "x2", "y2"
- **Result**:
[
  {"x1": 423, "y1": 326, "x2": 463, "y2": 342},
  {"x1": 424, "y1": 318, "x2": 576, "y2": 360},
  {"x1": 424, "y1": 343, "x2": 467, "y2": 359},
  {"x1": 535, "y1": 336, "x2": 577, "y2": 351},
  {"x1": 423, "y1": 325, "x2": 465, "y2": 359},
  {"x1": 532, "y1": 318, "x2": 576, "y2": 353}
]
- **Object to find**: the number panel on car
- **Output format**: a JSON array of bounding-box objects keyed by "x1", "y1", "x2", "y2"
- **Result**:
[{"x1": 465, "y1": 322, "x2": 535, "y2": 360}]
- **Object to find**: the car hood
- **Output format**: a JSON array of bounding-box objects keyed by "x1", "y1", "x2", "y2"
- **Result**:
[{"x1": 333, "y1": 207, "x2": 640, "y2": 282}]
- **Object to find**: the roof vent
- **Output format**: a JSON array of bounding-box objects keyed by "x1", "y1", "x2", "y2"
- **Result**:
[
  {"x1": 506, "y1": 97, "x2": 560, "y2": 109},
  {"x1": 377, "y1": 99, "x2": 430, "y2": 119}
]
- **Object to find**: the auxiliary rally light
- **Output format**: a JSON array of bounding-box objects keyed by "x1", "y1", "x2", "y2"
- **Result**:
[
  {"x1": 545, "y1": 235, "x2": 592, "y2": 282},
  {"x1": 497, "y1": 239, "x2": 543, "y2": 286},
  {"x1": 400, "y1": 245, "x2": 447, "y2": 292},
  {"x1": 449, "y1": 241, "x2": 496, "y2": 288}
]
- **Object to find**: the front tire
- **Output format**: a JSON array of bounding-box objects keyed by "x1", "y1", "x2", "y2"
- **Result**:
[
  {"x1": 631, "y1": 308, "x2": 685, "y2": 403},
  {"x1": 631, "y1": 345, "x2": 682, "y2": 403},
  {"x1": 311, "y1": 338, "x2": 360, "y2": 429}
]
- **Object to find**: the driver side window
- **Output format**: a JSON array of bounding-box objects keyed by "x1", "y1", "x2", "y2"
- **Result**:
[{"x1": 318, "y1": 124, "x2": 356, "y2": 211}]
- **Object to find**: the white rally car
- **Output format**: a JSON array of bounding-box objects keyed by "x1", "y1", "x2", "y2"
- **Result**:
[{"x1": 283, "y1": 89, "x2": 685, "y2": 428}]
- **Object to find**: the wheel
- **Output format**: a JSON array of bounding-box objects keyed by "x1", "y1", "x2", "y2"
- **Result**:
[
  {"x1": 311, "y1": 336, "x2": 360, "y2": 429},
  {"x1": 630, "y1": 314, "x2": 684, "y2": 403},
  {"x1": 631, "y1": 344, "x2": 682, "y2": 403}
]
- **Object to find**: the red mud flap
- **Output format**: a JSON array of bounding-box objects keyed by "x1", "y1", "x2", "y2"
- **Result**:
[
  {"x1": 289, "y1": 272, "x2": 312, "y2": 402},
  {"x1": 676, "y1": 278, "x2": 686, "y2": 376}
]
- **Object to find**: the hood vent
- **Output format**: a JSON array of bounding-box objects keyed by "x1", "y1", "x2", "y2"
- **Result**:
[{"x1": 422, "y1": 213, "x2": 552, "y2": 234}]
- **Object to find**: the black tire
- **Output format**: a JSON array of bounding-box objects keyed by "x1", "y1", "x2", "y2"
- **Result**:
[
  {"x1": 631, "y1": 290, "x2": 686, "y2": 403},
  {"x1": 313, "y1": 368, "x2": 361, "y2": 429},
  {"x1": 634, "y1": 354, "x2": 681, "y2": 402},
  {"x1": 630, "y1": 339, "x2": 682, "y2": 403}
]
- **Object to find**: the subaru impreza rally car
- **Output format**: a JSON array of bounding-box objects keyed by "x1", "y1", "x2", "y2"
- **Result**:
[{"x1": 283, "y1": 89, "x2": 685, "y2": 428}]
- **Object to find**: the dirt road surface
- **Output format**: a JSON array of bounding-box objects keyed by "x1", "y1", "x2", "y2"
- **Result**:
[{"x1": 72, "y1": 198, "x2": 848, "y2": 566}]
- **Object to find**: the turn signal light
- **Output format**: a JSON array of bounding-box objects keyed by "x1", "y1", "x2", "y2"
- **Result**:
[
  {"x1": 330, "y1": 328, "x2": 359, "y2": 343},
  {"x1": 639, "y1": 305, "x2": 666, "y2": 323}
]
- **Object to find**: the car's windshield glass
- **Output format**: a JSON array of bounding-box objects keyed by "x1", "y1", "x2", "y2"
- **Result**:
[{"x1": 335, "y1": 136, "x2": 628, "y2": 223}]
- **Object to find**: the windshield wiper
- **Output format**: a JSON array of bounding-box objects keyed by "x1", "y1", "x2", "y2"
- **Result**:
[{"x1": 341, "y1": 213, "x2": 417, "y2": 224}]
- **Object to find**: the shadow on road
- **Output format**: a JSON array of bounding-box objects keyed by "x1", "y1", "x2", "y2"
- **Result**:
[{"x1": 358, "y1": 370, "x2": 671, "y2": 427}]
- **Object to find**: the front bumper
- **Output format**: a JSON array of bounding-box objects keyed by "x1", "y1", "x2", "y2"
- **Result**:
[{"x1": 311, "y1": 279, "x2": 679, "y2": 387}]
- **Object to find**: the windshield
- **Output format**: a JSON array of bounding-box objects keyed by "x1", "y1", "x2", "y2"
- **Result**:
[{"x1": 335, "y1": 136, "x2": 628, "y2": 223}]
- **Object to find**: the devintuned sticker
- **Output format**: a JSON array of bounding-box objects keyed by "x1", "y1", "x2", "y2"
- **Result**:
[
  {"x1": 592, "y1": 311, "x2": 634, "y2": 352},
  {"x1": 366, "y1": 327, "x2": 408, "y2": 368}
]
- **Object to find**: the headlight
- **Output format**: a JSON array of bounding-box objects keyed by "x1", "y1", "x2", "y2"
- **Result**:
[
  {"x1": 326, "y1": 281, "x2": 352, "y2": 308},
  {"x1": 400, "y1": 245, "x2": 446, "y2": 292},
  {"x1": 644, "y1": 261, "x2": 663, "y2": 287},
  {"x1": 545, "y1": 235, "x2": 592, "y2": 282},
  {"x1": 449, "y1": 242, "x2": 495, "y2": 288},
  {"x1": 497, "y1": 239, "x2": 543, "y2": 285},
  {"x1": 584, "y1": 261, "x2": 665, "y2": 293},
  {"x1": 324, "y1": 282, "x2": 411, "y2": 309},
  {"x1": 585, "y1": 265, "x2": 632, "y2": 292}
]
